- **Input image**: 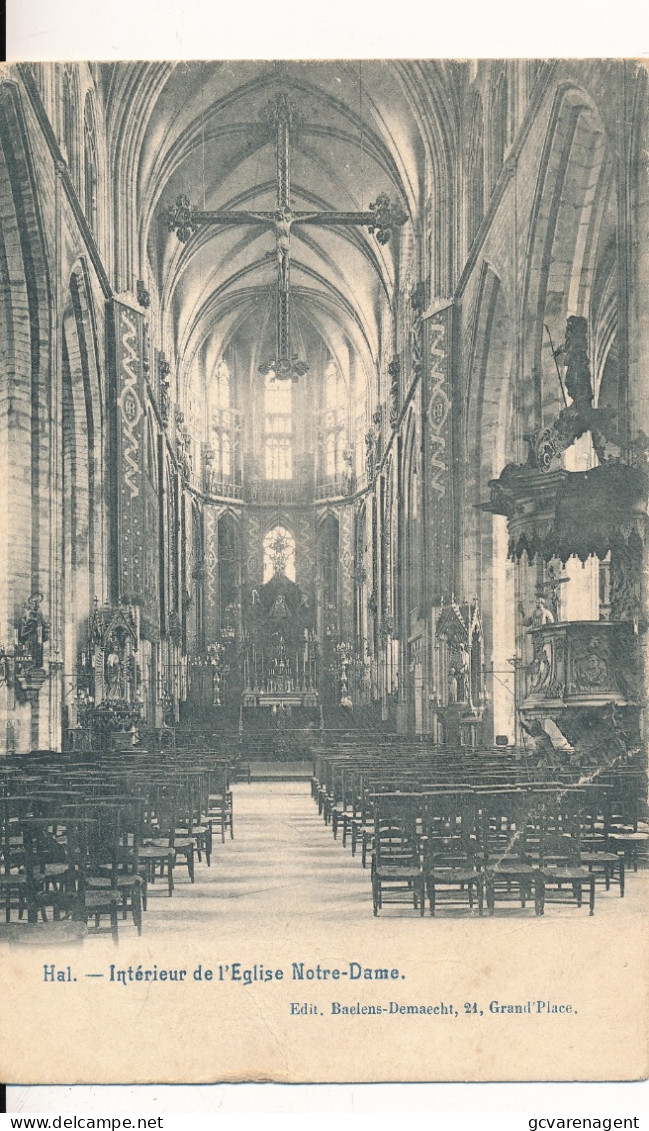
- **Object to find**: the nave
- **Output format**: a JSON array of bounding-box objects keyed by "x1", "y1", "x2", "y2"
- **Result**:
[
  {"x1": 2, "y1": 740, "x2": 647, "y2": 947},
  {"x1": 141, "y1": 780, "x2": 371, "y2": 937},
  {"x1": 0, "y1": 60, "x2": 648, "y2": 943},
  {"x1": 138, "y1": 780, "x2": 649, "y2": 938}
]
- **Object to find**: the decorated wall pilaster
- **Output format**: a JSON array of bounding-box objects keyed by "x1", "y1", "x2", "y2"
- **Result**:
[
  {"x1": 109, "y1": 301, "x2": 147, "y2": 605},
  {"x1": 422, "y1": 302, "x2": 455, "y2": 606},
  {"x1": 338, "y1": 504, "x2": 354, "y2": 637},
  {"x1": 203, "y1": 504, "x2": 222, "y2": 644}
]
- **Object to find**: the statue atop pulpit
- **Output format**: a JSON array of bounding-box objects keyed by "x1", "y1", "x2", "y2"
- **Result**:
[{"x1": 519, "y1": 595, "x2": 555, "y2": 629}]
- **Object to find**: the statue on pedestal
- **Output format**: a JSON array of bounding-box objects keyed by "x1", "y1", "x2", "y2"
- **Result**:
[{"x1": 19, "y1": 593, "x2": 49, "y2": 669}]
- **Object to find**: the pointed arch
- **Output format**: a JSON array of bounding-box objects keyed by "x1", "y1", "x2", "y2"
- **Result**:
[
  {"x1": 0, "y1": 81, "x2": 52, "y2": 750},
  {"x1": 60, "y1": 260, "x2": 104, "y2": 709},
  {"x1": 521, "y1": 83, "x2": 617, "y2": 430},
  {"x1": 463, "y1": 263, "x2": 516, "y2": 741}
]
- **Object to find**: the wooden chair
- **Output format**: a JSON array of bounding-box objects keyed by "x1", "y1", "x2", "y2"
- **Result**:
[
  {"x1": 423, "y1": 792, "x2": 483, "y2": 916},
  {"x1": 1, "y1": 797, "x2": 32, "y2": 922},
  {"x1": 84, "y1": 799, "x2": 145, "y2": 933},
  {"x1": 21, "y1": 817, "x2": 122, "y2": 944},
  {"x1": 606, "y1": 828, "x2": 649, "y2": 873},
  {"x1": 174, "y1": 770, "x2": 213, "y2": 867},
  {"x1": 537, "y1": 795, "x2": 595, "y2": 915},
  {"x1": 371, "y1": 794, "x2": 425, "y2": 917},
  {"x1": 575, "y1": 784, "x2": 624, "y2": 895},
  {"x1": 138, "y1": 786, "x2": 178, "y2": 895},
  {"x1": 144, "y1": 784, "x2": 195, "y2": 885},
  {"x1": 479, "y1": 790, "x2": 544, "y2": 916},
  {"x1": 207, "y1": 764, "x2": 233, "y2": 842}
]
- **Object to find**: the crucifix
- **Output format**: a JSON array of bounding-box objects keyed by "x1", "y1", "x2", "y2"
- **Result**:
[
  {"x1": 167, "y1": 92, "x2": 408, "y2": 380},
  {"x1": 538, "y1": 563, "x2": 569, "y2": 622}
]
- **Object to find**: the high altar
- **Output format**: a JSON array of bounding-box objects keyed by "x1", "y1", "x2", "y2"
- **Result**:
[{"x1": 241, "y1": 569, "x2": 319, "y2": 711}]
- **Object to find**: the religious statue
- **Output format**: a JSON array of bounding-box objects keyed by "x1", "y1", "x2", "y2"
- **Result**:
[
  {"x1": 560, "y1": 315, "x2": 594, "y2": 409},
  {"x1": 19, "y1": 592, "x2": 49, "y2": 669},
  {"x1": 270, "y1": 593, "x2": 289, "y2": 620},
  {"x1": 455, "y1": 640, "x2": 470, "y2": 704},
  {"x1": 105, "y1": 646, "x2": 124, "y2": 700},
  {"x1": 520, "y1": 716, "x2": 563, "y2": 767},
  {"x1": 388, "y1": 359, "x2": 400, "y2": 426},
  {"x1": 272, "y1": 207, "x2": 292, "y2": 291},
  {"x1": 258, "y1": 203, "x2": 330, "y2": 291},
  {"x1": 410, "y1": 282, "x2": 426, "y2": 380},
  {"x1": 365, "y1": 430, "x2": 375, "y2": 481},
  {"x1": 447, "y1": 667, "x2": 458, "y2": 704},
  {"x1": 519, "y1": 595, "x2": 555, "y2": 629},
  {"x1": 448, "y1": 640, "x2": 470, "y2": 705},
  {"x1": 519, "y1": 597, "x2": 554, "y2": 693},
  {"x1": 540, "y1": 564, "x2": 569, "y2": 621}
]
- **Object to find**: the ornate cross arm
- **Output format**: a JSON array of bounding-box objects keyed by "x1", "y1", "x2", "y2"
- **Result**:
[
  {"x1": 167, "y1": 195, "x2": 277, "y2": 243},
  {"x1": 292, "y1": 194, "x2": 408, "y2": 245},
  {"x1": 167, "y1": 193, "x2": 408, "y2": 246}
]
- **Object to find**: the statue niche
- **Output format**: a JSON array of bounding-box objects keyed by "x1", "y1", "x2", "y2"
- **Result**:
[
  {"x1": 247, "y1": 571, "x2": 312, "y2": 653},
  {"x1": 430, "y1": 596, "x2": 486, "y2": 746}
]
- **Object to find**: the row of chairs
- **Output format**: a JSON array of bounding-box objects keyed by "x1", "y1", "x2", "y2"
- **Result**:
[
  {"x1": 0, "y1": 746, "x2": 237, "y2": 942},
  {"x1": 310, "y1": 746, "x2": 647, "y2": 916},
  {"x1": 371, "y1": 788, "x2": 603, "y2": 917}
]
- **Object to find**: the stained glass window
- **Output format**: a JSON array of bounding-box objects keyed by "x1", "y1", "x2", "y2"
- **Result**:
[{"x1": 264, "y1": 374, "x2": 293, "y2": 479}]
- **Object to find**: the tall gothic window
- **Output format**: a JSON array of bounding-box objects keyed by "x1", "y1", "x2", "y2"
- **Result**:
[
  {"x1": 322, "y1": 359, "x2": 347, "y2": 479},
  {"x1": 83, "y1": 93, "x2": 98, "y2": 236},
  {"x1": 209, "y1": 360, "x2": 234, "y2": 480},
  {"x1": 264, "y1": 375, "x2": 293, "y2": 480}
]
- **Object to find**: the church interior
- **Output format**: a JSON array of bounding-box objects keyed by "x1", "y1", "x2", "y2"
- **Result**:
[{"x1": 0, "y1": 59, "x2": 648, "y2": 936}]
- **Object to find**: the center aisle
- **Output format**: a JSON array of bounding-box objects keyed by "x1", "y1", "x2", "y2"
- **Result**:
[{"x1": 146, "y1": 781, "x2": 372, "y2": 937}]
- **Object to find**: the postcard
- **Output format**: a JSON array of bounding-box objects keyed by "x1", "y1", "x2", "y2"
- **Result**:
[{"x1": 0, "y1": 57, "x2": 647, "y2": 1085}]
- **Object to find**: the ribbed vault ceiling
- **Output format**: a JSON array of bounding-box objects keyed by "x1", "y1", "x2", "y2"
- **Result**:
[{"x1": 101, "y1": 60, "x2": 466, "y2": 387}]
